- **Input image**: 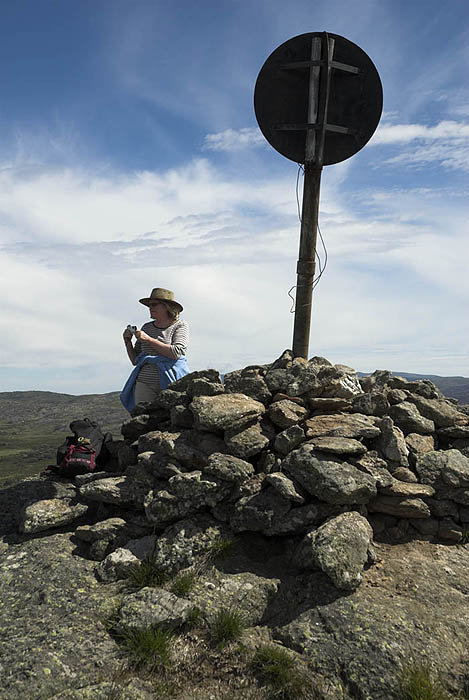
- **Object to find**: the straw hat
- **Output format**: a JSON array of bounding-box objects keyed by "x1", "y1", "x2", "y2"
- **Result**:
[{"x1": 138, "y1": 288, "x2": 183, "y2": 312}]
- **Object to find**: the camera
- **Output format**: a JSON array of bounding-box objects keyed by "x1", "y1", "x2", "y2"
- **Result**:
[{"x1": 126, "y1": 324, "x2": 138, "y2": 336}]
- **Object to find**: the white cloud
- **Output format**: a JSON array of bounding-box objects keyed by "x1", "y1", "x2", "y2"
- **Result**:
[
  {"x1": 0, "y1": 146, "x2": 468, "y2": 392},
  {"x1": 369, "y1": 119, "x2": 469, "y2": 172},
  {"x1": 371, "y1": 120, "x2": 469, "y2": 144},
  {"x1": 203, "y1": 128, "x2": 266, "y2": 152}
]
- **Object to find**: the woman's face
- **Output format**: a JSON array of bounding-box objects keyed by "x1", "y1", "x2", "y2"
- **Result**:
[{"x1": 148, "y1": 300, "x2": 171, "y2": 326}]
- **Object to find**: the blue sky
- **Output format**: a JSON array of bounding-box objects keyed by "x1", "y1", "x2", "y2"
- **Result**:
[{"x1": 0, "y1": 0, "x2": 468, "y2": 394}]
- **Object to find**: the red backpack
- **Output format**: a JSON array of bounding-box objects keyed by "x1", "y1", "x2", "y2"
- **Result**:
[{"x1": 44, "y1": 419, "x2": 112, "y2": 477}]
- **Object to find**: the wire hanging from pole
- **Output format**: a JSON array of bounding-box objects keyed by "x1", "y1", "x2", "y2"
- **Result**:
[{"x1": 289, "y1": 163, "x2": 328, "y2": 311}]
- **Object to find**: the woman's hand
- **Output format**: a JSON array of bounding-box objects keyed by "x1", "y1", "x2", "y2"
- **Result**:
[
  {"x1": 123, "y1": 328, "x2": 133, "y2": 341},
  {"x1": 135, "y1": 329, "x2": 151, "y2": 342}
]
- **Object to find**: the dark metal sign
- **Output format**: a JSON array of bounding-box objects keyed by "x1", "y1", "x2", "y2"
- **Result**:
[
  {"x1": 254, "y1": 32, "x2": 383, "y2": 358},
  {"x1": 255, "y1": 32, "x2": 382, "y2": 165}
]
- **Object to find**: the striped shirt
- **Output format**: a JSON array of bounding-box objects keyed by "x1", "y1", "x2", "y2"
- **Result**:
[{"x1": 134, "y1": 319, "x2": 189, "y2": 389}]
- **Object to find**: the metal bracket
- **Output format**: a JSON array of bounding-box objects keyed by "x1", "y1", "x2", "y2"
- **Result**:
[{"x1": 296, "y1": 259, "x2": 315, "y2": 275}]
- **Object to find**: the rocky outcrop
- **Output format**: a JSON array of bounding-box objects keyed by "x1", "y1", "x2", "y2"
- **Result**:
[{"x1": 3, "y1": 350, "x2": 469, "y2": 699}]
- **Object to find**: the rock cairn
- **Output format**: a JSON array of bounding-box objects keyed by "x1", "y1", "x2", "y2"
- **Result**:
[{"x1": 19, "y1": 351, "x2": 469, "y2": 592}]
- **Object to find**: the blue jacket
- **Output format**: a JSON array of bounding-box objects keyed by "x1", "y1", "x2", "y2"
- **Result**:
[{"x1": 120, "y1": 353, "x2": 189, "y2": 412}]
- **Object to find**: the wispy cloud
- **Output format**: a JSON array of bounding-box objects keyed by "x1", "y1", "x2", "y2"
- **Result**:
[
  {"x1": 203, "y1": 127, "x2": 266, "y2": 152},
  {"x1": 369, "y1": 119, "x2": 469, "y2": 172},
  {"x1": 372, "y1": 120, "x2": 469, "y2": 144}
]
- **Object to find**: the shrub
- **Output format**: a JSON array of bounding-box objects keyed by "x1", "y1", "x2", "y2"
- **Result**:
[
  {"x1": 251, "y1": 644, "x2": 314, "y2": 699},
  {"x1": 398, "y1": 661, "x2": 450, "y2": 700},
  {"x1": 119, "y1": 625, "x2": 175, "y2": 673},
  {"x1": 210, "y1": 608, "x2": 245, "y2": 648}
]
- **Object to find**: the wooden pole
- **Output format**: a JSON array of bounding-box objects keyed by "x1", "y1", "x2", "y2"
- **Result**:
[
  {"x1": 292, "y1": 36, "x2": 322, "y2": 359},
  {"x1": 292, "y1": 33, "x2": 334, "y2": 360},
  {"x1": 292, "y1": 162, "x2": 322, "y2": 359}
]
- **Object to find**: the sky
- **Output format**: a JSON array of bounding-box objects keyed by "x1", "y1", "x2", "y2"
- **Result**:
[{"x1": 0, "y1": 0, "x2": 468, "y2": 395}]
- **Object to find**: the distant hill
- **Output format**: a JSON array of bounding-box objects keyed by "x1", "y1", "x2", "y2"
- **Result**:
[{"x1": 357, "y1": 371, "x2": 469, "y2": 405}]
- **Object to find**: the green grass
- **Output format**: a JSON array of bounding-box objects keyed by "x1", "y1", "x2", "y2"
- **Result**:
[
  {"x1": 251, "y1": 644, "x2": 314, "y2": 700},
  {"x1": 461, "y1": 529, "x2": 469, "y2": 545},
  {"x1": 397, "y1": 662, "x2": 450, "y2": 700},
  {"x1": 126, "y1": 557, "x2": 171, "y2": 590},
  {"x1": 0, "y1": 422, "x2": 64, "y2": 485},
  {"x1": 207, "y1": 536, "x2": 238, "y2": 562},
  {"x1": 184, "y1": 605, "x2": 203, "y2": 629},
  {"x1": 118, "y1": 625, "x2": 175, "y2": 673},
  {"x1": 170, "y1": 570, "x2": 198, "y2": 597},
  {"x1": 210, "y1": 608, "x2": 246, "y2": 649}
]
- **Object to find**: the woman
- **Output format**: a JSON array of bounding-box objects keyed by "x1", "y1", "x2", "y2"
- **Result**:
[{"x1": 120, "y1": 287, "x2": 189, "y2": 411}]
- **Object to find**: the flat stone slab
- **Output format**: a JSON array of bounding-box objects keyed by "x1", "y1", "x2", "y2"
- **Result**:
[
  {"x1": 307, "y1": 436, "x2": 367, "y2": 455},
  {"x1": 19, "y1": 498, "x2": 88, "y2": 534},
  {"x1": 437, "y1": 425, "x2": 469, "y2": 439},
  {"x1": 190, "y1": 393, "x2": 265, "y2": 432},
  {"x1": 368, "y1": 496, "x2": 431, "y2": 518},
  {"x1": 406, "y1": 395, "x2": 469, "y2": 428},
  {"x1": 305, "y1": 414, "x2": 381, "y2": 439},
  {"x1": 79, "y1": 472, "x2": 152, "y2": 509},
  {"x1": 379, "y1": 480, "x2": 435, "y2": 498},
  {"x1": 388, "y1": 401, "x2": 435, "y2": 434},
  {"x1": 115, "y1": 587, "x2": 192, "y2": 634},
  {"x1": 74, "y1": 517, "x2": 128, "y2": 542}
]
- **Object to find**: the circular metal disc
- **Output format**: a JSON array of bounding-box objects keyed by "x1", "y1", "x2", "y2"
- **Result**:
[{"x1": 254, "y1": 32, "x2": 383, "y2": 165}]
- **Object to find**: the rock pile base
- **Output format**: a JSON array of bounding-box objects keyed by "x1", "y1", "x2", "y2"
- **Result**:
[{"x1": 6, "y1": 350, "x2": 469, "y2": 698}]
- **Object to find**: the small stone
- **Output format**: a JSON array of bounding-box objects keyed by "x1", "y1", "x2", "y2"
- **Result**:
[
  {"x1": 274, "y1": 425, "x2": 305, "y2": 456},
  {"x1": 283, "y1": 444, "x2": 377, "y2": 504},
  {"x1": 268, "y1": 400, "x2": 307, "y2": 429},
  {"x1": 203, "y1": 452, "x2": 254, "y2": 485},
  {"x1": 265, "y1": 473, "x2": 305, "y2": 503},
  {"x1": 351, "y1": 392, "x2": 390, "y2": 417},
  {"x1": 406, "y1": 396, "x2": 469, "y2": 429},
  {"x1": 372, "y1": 417, "x2": 409, "y2": 467},
  {"x1": 386, "y1": 389, "x2": 408, "y2": 405},
  {"x1": 224, "y1": 420, "x2": 273, "y2": 459},
  {"x1": 405, "y1": 433, "x2": 435, "y2": 455},
  {"x1": 392, "y1": 467, "x2": 418, "y2": 483},
  {"x1": 438, "y1": 518, "x2": 462, "y2": 542}
]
